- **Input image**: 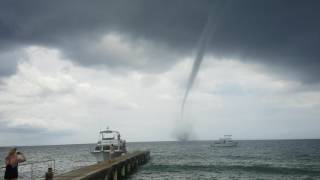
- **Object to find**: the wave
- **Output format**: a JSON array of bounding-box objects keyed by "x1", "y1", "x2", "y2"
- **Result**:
[{"x1": 143, "y1": 164, "x2": 320, "y2": 175}]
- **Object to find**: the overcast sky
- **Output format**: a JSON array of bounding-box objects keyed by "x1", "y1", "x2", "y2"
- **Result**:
[{"x1": 0, "y1": 0, "x2": 320, "y2": 146}]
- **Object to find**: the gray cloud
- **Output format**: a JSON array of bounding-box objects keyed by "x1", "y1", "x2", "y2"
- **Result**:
[
  {"x1": 0, "y1": 49, "x2": 25, "y2": 78},
  {"x1": 0, "y1": 0, "x2": 320, "y2": 83},
  {"x1": 0, "y1": 122, "x2": 46, "y2": 134},
  {"x1": 0, "y1": 119, "x2": 74, "y2": 146},
  {"x1": 0, "y1": 117, "x2": 73, "y2": 136}
]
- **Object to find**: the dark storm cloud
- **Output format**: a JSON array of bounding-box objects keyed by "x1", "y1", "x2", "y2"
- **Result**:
[{"x1": 0, "y1": 0, "x2": 320, "y2": 82}]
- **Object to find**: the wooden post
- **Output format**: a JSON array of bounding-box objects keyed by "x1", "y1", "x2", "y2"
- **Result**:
[
  {"x1": 104, "y1": 174, "x2": 109, "y2": 180},
  {"x1": 113, "y1": 169, "x2": 118, "y2": 180},
  {"x1": 127, "y1": 163, "x2": 131, "y2": 173},
  {"x1": 104, "y1": 169, "x2": 111, "y2": 180},
  {"x1": 121, "y1": 165, "x2": 126, "y2": 177},
  {"x1": 45, "y1": 167, "x2": 53, "y2": 180}
]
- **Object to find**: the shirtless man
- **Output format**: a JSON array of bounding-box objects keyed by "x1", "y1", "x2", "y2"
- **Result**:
[{"x1": 4, "y1": 148, "x2": 26, "y2": 180}]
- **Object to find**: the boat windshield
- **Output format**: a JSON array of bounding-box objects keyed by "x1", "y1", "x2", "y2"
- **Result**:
[
  {"x1": 95, "y1": 146, "x2": 101, "y2": 151},
  {"x1": 101, "y1": 132, "x2": 115, "y2": 140},
  {"x1": 99, "y1": 130, "x2": 121, "y2": 144}
]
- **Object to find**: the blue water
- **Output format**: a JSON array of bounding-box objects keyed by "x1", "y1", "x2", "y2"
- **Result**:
[{"x1": 1, "y1": 140, "x2": 320, "y2": 179}]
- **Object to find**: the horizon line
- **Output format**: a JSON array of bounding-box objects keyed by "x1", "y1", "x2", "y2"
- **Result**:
[{"x1": 1, "y1": 138, "x2": 320, "y2": 148}]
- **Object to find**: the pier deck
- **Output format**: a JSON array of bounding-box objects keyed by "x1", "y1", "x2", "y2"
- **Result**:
[{"x1": 54, "y1": 151, "x2": 150, "y2": 180}]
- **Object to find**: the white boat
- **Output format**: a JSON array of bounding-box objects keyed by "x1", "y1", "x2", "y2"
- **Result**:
[
  {"x1": 91, "y1": 128, "x2": 127, "y2": 162},
  {"x1": 211, "y1": 135, "x2": 238, "y2": 147}
]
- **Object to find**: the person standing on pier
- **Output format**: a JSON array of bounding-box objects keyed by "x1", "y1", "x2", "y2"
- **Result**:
[{"x1": 4, "y1": 147, "x2": 26, "y2": 180}]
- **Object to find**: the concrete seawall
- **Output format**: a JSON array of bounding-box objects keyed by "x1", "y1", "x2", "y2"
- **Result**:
[{"x1": 53, "y1": 151, "x2": 150, "y2": 180}]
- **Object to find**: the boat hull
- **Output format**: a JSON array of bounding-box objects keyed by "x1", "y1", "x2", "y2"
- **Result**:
[{"x1": 211, "y1": 142, "x2": 238, "y2": 147}]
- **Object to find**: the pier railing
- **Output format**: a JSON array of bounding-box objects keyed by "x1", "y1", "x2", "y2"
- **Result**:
[{"x1": 1, "y1": 159, "x2": 55, "y2": 180}]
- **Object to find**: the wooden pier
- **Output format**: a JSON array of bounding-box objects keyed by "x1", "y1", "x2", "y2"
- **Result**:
[{"x1": 53, "y1": 151, "x2": 150, "y2": 180}]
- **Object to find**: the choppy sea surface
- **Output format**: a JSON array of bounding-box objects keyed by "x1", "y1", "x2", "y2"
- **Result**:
[{"x1": 1, "y1": 140, "x2": 320, "y2": 179}]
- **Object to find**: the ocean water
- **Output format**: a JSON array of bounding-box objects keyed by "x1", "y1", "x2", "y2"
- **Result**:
[{"x1": 1, "y1": 140, "x2": 320, "y2": 179}]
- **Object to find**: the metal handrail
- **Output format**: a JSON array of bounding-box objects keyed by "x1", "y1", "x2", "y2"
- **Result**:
[
  {"x1": 1, "y1": 159, "x2": 55, "y2": 169},
  {"x1": 1, "y1": 159, "x2": 55, "y2": 179},
  {"x1": 1, "y1": 159, "x2": 98, "y2": 179}
]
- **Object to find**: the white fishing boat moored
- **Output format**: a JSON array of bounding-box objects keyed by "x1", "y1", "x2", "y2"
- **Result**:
[{"x1": 91, "y1": 127, "x2": 127, "y2": 162}]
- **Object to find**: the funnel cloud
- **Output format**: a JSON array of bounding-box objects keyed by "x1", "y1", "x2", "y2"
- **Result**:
[
  {"x1": 181, "y1": 14, "x2": 213, "y2": 116},
  {"x1": 176, "y1": 2, "x2": 228, "y2": 141}
]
